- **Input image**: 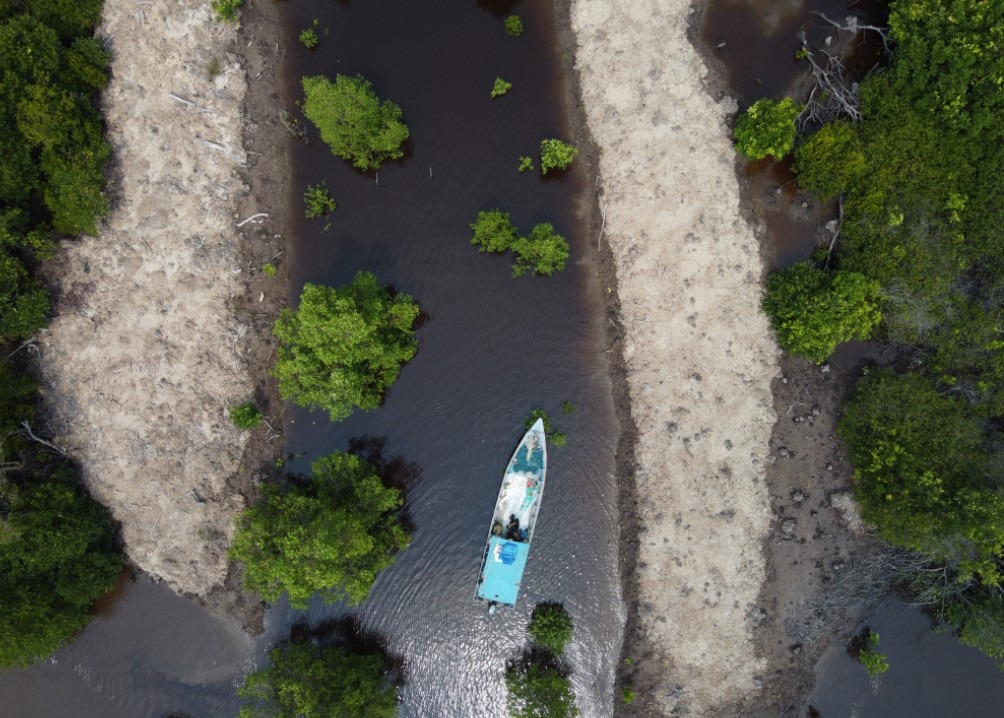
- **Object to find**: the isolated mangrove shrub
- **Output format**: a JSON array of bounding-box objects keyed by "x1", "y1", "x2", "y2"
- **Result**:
[
  {"x1": 762, "y1": 262, "x2": 881, "y2": 364},
  {"x1": 303, "y1": 183, "x2": 337, "y2": 219},
  {"x1": 504, "y1": 15, "x2": 524, "y2": 37},
  {"x1": 539, "y1": 139, "x2": 578, "y2": 175},
  {"x1": 238, "y1": 639, "x2": 398, "y2": 718},
  {"x1": 506, "y1": 663, "x2": 578, "y2": 718},
  {"x1": 857, "y1": 631, "x2": 889, "y2": 678},
  {"x1": 471, "y1": 209, "x2": 519, "y2": 254},
  {"x1": 733, "y1": 97, "x2": 801, "y2": 161},
  {"x1": 301, "y1": 74, "x2": 410, "y2": 171},
  {"x1": 272, "y1": 272, "x2": 420, "y2": 421},
  {"x1": 0, "y1": 470, "x2": 123, "y2": 668},
  {"x1": 511, "y1": 223, "x2": 569, "y2": 278},
  {"x1": 518, "y1": 156, "x2": 535, "y2": 173},
  {"x1": 528, "y1": 602, "x2": 573, "y2": 655},
  {"x1": 299, "y1": 28, "x2": 319, "y2": 49},
  {"x1": 230, "y1": 451, "x2": 409, "y2": 608},
  {"x1": 211, "y1": 0, "x2": 243, "y2": 22},
  {"x1": 491, "y1": 77, "x2": 513, "y2": 98},
  {"x1": 229, "y1": 402, "x2": 262, "y2": 430}
]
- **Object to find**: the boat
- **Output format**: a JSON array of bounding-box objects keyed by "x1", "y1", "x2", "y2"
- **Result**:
[{"x1": 474, "y1": 418, "x2": 547, "y2": 610}]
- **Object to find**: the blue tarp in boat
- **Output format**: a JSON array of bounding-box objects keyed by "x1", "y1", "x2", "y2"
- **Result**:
[{"x1": 476, "y1": 536, "x2": 530, "y2": 605}]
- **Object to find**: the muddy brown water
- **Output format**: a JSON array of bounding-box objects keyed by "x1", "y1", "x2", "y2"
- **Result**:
[
  {"x1": 702, "y1": 0, "x2": 888, "y2": 270},
  {"x1": 0, "y1": 1, "x2": 621, "y2": 717},
  {"x1": 704, "y1": 0, "x2": 1004, "y2": 713}
]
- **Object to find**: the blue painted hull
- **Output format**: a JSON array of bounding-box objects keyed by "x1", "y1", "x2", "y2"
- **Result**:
[{"x1": 474, "y1": 419, "x2": 547, "y2": 606}]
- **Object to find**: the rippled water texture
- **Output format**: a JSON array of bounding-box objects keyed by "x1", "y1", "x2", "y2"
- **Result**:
[
  {"x1": 0, "y1": 1, "x2": 622, "y2": 717},
  {"x1": 277, "y1": 0, "x2": 622, "y2": 715}
]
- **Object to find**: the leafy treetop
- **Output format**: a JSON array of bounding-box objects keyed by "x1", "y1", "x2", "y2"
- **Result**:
[
  {"x1": 230, "y1": 451, "x2": 410, "y2": 608},
  {"x1": 271, "y1": 272, "x2": 420, "y2": 421},
  {"x1": 301, "y1": 74, "x2": 410, "y2": 171},
  {"x1": 762, "y1": 261, "x2": 882, "y2": 364},
  {"x1": 528, "y1": 602, "x2": 574, "y2": 655},
  {"x1": 506, "y1": 663, "x2": 579, "y2": 718},
  {"x1": 539, "y1": 139, "x2": 578, "y2": 175},
  {"x1": 238, "y1": 639, "x2": 398, "y2": 718},
  {"x1": 733, "y1": 97, "x2": 801, "y2": 161}
]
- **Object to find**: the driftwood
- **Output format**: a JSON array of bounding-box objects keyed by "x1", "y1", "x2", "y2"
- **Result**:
[
  {"x1": 236, "y1": 212, "x2": 269, "y2": 228},
  {"x1": 21, "y1": 422, "x2": 66, "y2": 456},
  {"x1": 169, "y1": 92, "x2": 196, "y2": 108}
]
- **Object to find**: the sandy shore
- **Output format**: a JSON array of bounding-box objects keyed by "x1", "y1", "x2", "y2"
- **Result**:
[
  {"x1": 567, "y1": 1, "x2": 780, "y2": 714},
  {"x1": 39, "y1": 0, "x2": 287, "y2": 601}
]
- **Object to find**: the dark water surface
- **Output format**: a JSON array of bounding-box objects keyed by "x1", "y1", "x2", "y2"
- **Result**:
[
  {"x1": 704, "y1": 1, "x2": 1004, "y2": 714},
  {"x1": 701, "y1": 0, "x2": 887, "y2": 269},
  {"x1": 277, "y1": 0, "x2": 621, "y2": 716},
  {"x1": 0, "y1": 2, "x2": 621, "y2": 717},
  {"x1": 809, "y1": 597, "x2": 1004, "y2": 717}
]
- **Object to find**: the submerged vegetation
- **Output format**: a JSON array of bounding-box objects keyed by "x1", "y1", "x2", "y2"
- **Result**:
[
  {"x1": 470, "y1": 210, "x2": 570, "y2": 278},
  {"x1": 491, "y1": 77, "x2": 513, "y2": 98},
  {"x1": 0, "y1": 0, "x2": 123, "y2": 667},
  {"x1": 504, "y1": 15, "x2": 524, "y2": 37},
  {"x1": 748, "y1": 0, "x2": 1004, "y2": 661},
  {"x1": 272, "y1": 272, "x2": 420, "y2": 421},
  {"x1": 301, "y1": 74, "x2": 410, "y2": 171},
  {"x1": 230, "y1": 451, "x2": 409, "y2": 608},
  {"x1": 303, "y1": 182, "x2": 337, "y2": 219},
  {"x1": 539, "y1": 139, "x2": 579, "y2": 175}
]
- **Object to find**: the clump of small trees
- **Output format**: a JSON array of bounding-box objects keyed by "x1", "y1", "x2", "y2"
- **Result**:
[
  {"x1": 238, "y1": 636, "x2": 399, "y2": 718},
  {"x1": 230, "y1": 451, "x2": 409, "y2": 608},
  {"x1": 301, "y1": 74, "x2": 410, "y2": 171},
  {"x1": 271, "y1": 272, "x2": 420, "y2": 421},
  {"x1": 506, "y1": 602, "x2": 578, "y2": 718},
  {"x1": 539, "y1": 139, "x2": 579, "y2": 174},
  {"x1": 0, "y1": 1, "x2": 124, "y2": 669},
  {"x1": 470, "y1": 209, "x2": 569, "y2": 278}
]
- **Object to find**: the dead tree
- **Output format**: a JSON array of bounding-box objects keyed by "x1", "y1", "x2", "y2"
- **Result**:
[{"x1": 797, "y1": 14, "x2": 892, "y2": 128}]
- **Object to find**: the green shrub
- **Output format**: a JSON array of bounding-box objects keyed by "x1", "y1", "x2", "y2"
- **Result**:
[
  {"x1": 762, "y1": 262, "x2": 882, "y2": 364},
  {"x1": 733, "y1": 97, "x2": 802, "y2": 161},
  {"x1": 238, "y1": 639, "x2": 398, "y2": 718},
  {"x1": 272, "y1": 272, "x2": 420, "y2": 421},
  {"x1": 511, "y1": 223, "x2": 569, "y2": 278},
  {"x1": 504, "y1": 15, "x2": 523, "y2": 37},
  {"x1": 230, "y1": 451, "x2": 409, "y2": 608},
  {"x1": 528, "y1": 602, "x2": 573, "y2": 655},
  {"x1": 301, "y1": 74, "x2": 410, "y2": 171},
  {"x1": 229, "y1": 402, "x2": 262, "y2": 430},
  {"x1": 211, "y1": 0, "x2": 243, "y2": 22},
  {"x1": 262, "y1": 262, "x2": 276, "y2": 277},
  {"x1": 793, "y1": 121, "x2": 867, "y2": 200},
  {"x1": 491, "y1": 77, "x2": 513, "y2": 98},
  {"x1": 0, "y1": 470, "x2": 123, "y2": 668},
  {"x1": 506, "y1": 663, "x2": 578, "y2": 718},
  {"x1": 518, "y1": 156, "x2": 534, "y2": 173},
  {"x1": 857, "y1": 632, "x2": 889, "y2": 678},
  {"x1": 206, "y1": 57, "x2": 222, "y2": 80},
  {"x1": 470, "y1": 209, "x2": 519, "y2": 254},
  {"x1": 621, "y1": 683, "x2": 636, "y2": 704},
  {"x1": 303, "y1": 183, "x2": 337, "y2": 219},
  {"x1": 539, "y1": 139, "x2": 578, "y2": 174},
  {"x1": 299, "y1": 28, "x2": 319, "y2": 49}
]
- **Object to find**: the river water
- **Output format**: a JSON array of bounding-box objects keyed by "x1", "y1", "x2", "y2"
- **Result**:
[{"x1": 0, "y1": 1, "x2": 622, "y2": 716}]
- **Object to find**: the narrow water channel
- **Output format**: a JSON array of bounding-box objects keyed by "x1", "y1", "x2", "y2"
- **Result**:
[
  {"x1": 0, "y1": 2, "x2": 622, "y2": 716},
  {"x1": 276, "y1": 0, "x2": 622, "y2": 715}
]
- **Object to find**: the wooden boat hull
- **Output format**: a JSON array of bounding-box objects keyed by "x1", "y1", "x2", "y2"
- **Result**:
[{"x1": 474, "y1": 418, "x2": 547, "y2": 606}]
